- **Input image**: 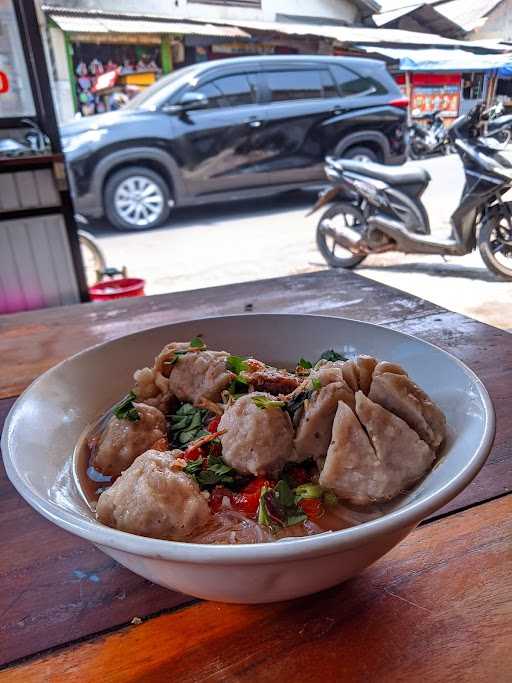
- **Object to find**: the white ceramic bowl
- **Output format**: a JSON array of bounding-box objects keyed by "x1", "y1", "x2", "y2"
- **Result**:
[{"x1": 2, "y1": 315, "x2": 494, "y2": 603}]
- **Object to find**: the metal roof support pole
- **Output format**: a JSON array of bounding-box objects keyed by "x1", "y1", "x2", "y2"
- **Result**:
[
  {"x1": 63, "y1": 31, "x2": 78, "y2": 114},
  {"x1": 405, "y1": 71, "x2": 412, "y2": 125},
  {"x1": 161, "y1": 34, "x2": 173, "y2": 75},
  {"x1": 485, "y1": 70, "x2": 498, "y2": 109}
]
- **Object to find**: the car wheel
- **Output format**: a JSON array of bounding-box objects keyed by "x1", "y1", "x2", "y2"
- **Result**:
[
  {"x1": 104, "y1": 166, "x2": 171, "y2": 231},
  {"x1": 337, "y1": 145, "x2": 379, "y2": 163}
]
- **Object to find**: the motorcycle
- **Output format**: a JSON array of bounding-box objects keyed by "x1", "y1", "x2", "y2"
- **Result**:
[
  {"x1": 314, "y1": 102, "x2": 512, "y2": 280},
  {"x1": 408, "y1": 110, "x2": 449, "y2": 159}
]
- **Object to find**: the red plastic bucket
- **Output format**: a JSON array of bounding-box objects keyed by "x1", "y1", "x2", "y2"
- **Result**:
[{"x1": 89, "y1": 277, "x2": 145, "y2": 301}]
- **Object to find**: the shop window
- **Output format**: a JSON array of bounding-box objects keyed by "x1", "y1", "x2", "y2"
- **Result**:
[
  {"x1": 462, "y1": 73, "x2": 485, "y2": 100},
  {"x1": 267, "y1": 70, "x2": 325, "y2": 102},
  {"x1": 330, "y1": 64, "x2": 385, "y2": 97}
]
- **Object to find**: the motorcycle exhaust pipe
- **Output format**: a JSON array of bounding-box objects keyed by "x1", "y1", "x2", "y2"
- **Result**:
[
  {"x1": 367, "y1": 214, "x2": 464, "y2": 256},
  {"x1": 319, "y1": 219, "x2": 365, "y2": 254}
]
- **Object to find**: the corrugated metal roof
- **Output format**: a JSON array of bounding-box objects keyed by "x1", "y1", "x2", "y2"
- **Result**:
[
  {"x1": 434, "y1": 0, "x2": 504, "y2": 32},
  {"x1": 48, "y1": 12, "x2": 250, "y2": 38},
  {"x1": 374, "y1": 3, "x2": 464, "y2": 38},
  {"x1": 213, "y1": 18, "x2": 486, "y2": 47},
  {"x1": 358, "y1": 44, "x2": 510, "y2": 67},
  {"x1": 373, "y1": 4, "x2": 424, "y2": 26}
]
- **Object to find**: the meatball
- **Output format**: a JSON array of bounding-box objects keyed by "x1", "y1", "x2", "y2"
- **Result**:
[
  {"x1": 310, "y1": 363, "x2": 345, "y2": 387},
  {"x1": 294, "y1": 379, "x2": 354, "y2": 462},
  {"x1": 219, "y1": 392, "x2": 294, "y2": 477},
  {"x1": 168, "y1": 350, "x2": 234, "y2": 406},
  {"x1": 369, "y1": 371, "x2": 446, "y2": 449},
  {"x1": 132, "y1": 366, "x2": 172, "y2": 413},
  {"x1": 313, "y1": 355, "x2": 377, "y2": 395},
  {"x1": 319, "y1": 392, "x2": 434, "y2": 505},
  {"x1": 96, "y1": 449, "x2": 211, "y2": 540},
  {"x1": 91, "y1": 403, "x2": 166, "y2": 477},
  {"x1": 154, "y1": 341, "x2": 191, "y2": 378}
]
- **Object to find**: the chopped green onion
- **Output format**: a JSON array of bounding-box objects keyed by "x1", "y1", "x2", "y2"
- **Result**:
[
  {"x1": 113, "y1": 391, "x2": 140, "y2": 422},
  {"x1": 294, "y1": 483, "x2": 323, "y2": 501},
  {"x1": 189, "y1": 336, "x2": 206, "y2": 349},
  {"x1": 311, "y1": 378, "x2": 322, "y2": 392},
  {"x1": 251, "y1": 395, "x2": 286, "y2": 410}
]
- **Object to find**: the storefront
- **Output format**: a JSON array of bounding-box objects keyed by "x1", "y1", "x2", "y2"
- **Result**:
[
  {"x1": 394, "y1": 73, "x2": 461, "y2": 119},
  {"x1": 360, "y1": 46, "x2": 512, "y2": 124},
  {"x1": 44, "y1": 10, "x2": 251, "y2": 121}
]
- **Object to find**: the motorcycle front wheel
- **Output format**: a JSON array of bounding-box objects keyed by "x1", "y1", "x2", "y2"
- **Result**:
[
  {"x1": 478, "y1": 212, "x2": 512, "y2": 280},
  {"x1": 316, "y1": 202, "x2": 367, "y2": 269}
]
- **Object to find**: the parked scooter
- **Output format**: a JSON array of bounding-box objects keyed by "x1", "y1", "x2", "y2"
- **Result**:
[
  {"x1": 408, "y1": 110, "x2": 449, "y2": 159},
  {"x1": 314, "y1": 102, "x2": 512, "y2": 279}
]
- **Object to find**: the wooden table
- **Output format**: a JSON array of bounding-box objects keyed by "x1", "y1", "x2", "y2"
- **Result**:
[{"x1": 0, "y1": 269, "x2": 511, "y2": 681}]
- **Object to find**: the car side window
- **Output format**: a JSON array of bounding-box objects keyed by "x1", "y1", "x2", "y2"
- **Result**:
[
  {"x1": 217, "y1": 74, "x2": 255, "y2": 106},
  {"x1": 265, "y1": 69, "x2": 338, "y2": 102},
  {"x1": 266, "y1": 69, "x2": 324, "y2": 102},
  {"x1": 193, "y1": 82, "x2": 224, "y2": 109},
  {"x1": 320, "y1": 69, "x2": 338, "y2": 99},
  {"x1": 331, "y1": 64, "x2": 386, "y2": 97}
]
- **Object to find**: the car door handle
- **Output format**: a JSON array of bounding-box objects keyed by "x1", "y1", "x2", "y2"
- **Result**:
[{"x1": 247, "y1": 119, "x2": 262, "y2": 128}]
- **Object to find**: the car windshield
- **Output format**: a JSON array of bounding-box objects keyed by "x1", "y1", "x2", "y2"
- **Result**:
[{"x1": 125, "y1": 64, "x2": 201, "y2": 110}]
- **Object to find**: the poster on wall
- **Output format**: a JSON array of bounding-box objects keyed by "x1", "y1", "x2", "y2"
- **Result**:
[{"x1": 411, "y1": 85, "x2": 460, "y2": 118}]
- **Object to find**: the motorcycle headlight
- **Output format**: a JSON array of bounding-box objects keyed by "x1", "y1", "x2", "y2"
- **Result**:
[{"x1": 61, "y1": 128, "x2": 106, "y2": 154}]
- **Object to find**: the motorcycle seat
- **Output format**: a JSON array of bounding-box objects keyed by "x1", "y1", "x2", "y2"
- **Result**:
[{"x1": 336, "y1": 159, "x2": 431, "y2": 186}]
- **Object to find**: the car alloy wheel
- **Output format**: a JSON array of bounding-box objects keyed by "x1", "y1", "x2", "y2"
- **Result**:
[{"x1": 114, "y1": 175, "x2": 165, "y2": 228}]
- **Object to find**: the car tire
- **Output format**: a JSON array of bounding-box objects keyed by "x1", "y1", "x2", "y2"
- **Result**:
[
  {"x1": 104, "y1": 166, "x2": 171, "y2": 231},
  {"x1": 339, "y1": 145, "x2": 379, "y2": 163}
]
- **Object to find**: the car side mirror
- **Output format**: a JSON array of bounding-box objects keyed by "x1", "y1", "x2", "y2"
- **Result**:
[{"x1": 163, "y1": 92, "x2": 209, "y2": 114}]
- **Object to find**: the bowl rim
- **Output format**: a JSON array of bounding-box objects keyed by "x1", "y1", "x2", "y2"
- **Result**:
[{"x1": 1, "y1": 313, "x2": 496, "y2": 564}]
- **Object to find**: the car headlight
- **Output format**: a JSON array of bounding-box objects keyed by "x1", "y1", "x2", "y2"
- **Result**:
[{"x1": 61, "y1": 129, "x2": 106, "y2": 154}]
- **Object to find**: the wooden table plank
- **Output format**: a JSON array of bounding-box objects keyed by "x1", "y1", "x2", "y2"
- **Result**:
[
  {"x1": 4, "y1": 494, "x2": 511, "y2": 683},
  {"x1": 0, "y1": 269, "x2": 442, "y2": 399}
]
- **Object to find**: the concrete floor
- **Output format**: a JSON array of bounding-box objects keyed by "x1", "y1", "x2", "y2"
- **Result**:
[{"x1": 88, "y1": 154, "x2": 512, "y2": 330}]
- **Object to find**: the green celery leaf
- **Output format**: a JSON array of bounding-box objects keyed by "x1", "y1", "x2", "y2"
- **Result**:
[
  {"x1": 285, "y1": 512, "x2": 307, "y2": 527},
  {"x1": 178, "y1": 429, "x2": 199, "y2": 444},
  {"x1": 113, "y1": 391, "x2": 140, "y2": 422},
  {"x1": 227, "y1": 355, "x2": 249, "y2": 374},
  {"x1": 318, "y1": 349, "x2": 347, "y2": 363},
  {"x1": 184, "y1": 457, "x2": 204, "y2": 476},
  {"x1": 298, "y1": 357, "x2": 313, "y2": 369},
  {"x1": 275, "y1": 479, "x2": 295, "y2": 508}
]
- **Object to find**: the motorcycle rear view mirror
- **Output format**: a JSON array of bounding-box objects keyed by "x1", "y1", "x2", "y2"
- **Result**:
[{"x1": 163, "y1": 92, "x2": 209, "y2": 114}]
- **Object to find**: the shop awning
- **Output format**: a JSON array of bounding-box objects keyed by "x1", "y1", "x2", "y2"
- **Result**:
[
  {"x1": 358, "y1": 46, "x2": 512, "y2": 74},
  {"x1": 48, "y1": 14, "x2": 250, "y2": 39}
]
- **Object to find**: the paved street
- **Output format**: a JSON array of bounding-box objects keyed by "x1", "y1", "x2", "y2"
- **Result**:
[{"x1": 88, "y1": 153, "x2": 511, "y2": 330}]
